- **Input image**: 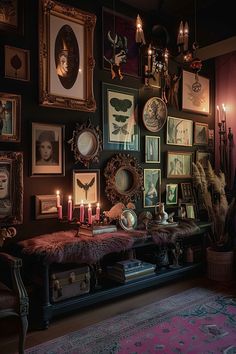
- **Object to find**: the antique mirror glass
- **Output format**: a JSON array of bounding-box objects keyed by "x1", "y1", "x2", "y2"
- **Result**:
[{"x1": 119, "y1": 209, "x2": 137, "y2": 231}]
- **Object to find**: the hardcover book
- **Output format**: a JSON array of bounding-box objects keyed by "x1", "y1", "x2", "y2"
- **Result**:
[{"x1": 79, "y1": 224, "x2": 117, "y2": 236}]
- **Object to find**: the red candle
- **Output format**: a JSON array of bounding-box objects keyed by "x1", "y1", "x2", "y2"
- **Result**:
[
  {"x1": 88, "y1": 203, "x2": 92, "y2": 225},
  {"x1": 56, "y1": 190, "x2": 60, "y2": 208},
  {"x1": 79, "y1": 200, "x2": 85, "y2": 223},
  {"x1": 68, "y1": 195, "x2": 73, "y2": 221},
  {"x1": 57, "y1": 205, "x2": 62, "y2": 220},
  {"x1": 95, "y1": 202, "x2": 100, "y2": 221}
]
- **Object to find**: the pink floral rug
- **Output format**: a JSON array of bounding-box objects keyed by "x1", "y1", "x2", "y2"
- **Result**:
[{"x1": 25, "y1": 287, "x2": 236, "y2": 354}]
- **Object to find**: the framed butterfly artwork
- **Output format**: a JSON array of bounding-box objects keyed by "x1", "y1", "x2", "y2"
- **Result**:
[{"x1": 102, "y1": 82, "x2": 139, "y2": 151}]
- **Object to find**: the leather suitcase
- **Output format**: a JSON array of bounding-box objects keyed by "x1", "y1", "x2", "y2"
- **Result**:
[{"x1": 50, "y1": 265, "x2": 90, "y2": 302}]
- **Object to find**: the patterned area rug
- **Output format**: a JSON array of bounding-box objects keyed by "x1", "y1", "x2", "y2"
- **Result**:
[{"x1": 25, "y1": 287, "x2": 236, "y2": 354}]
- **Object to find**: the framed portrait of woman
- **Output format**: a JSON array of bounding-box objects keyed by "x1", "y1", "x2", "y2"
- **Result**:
[
  {"x1": 143, "y1": 168, "x2": 161, "y2": 208},
  {"x1": 39, "y1": 0, "x2": 96, "y2": 111},
  {"x1": 31, "y1": 122, "x2": 65, "y2": 177}
]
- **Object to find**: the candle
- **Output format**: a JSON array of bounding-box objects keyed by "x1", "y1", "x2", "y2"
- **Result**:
[
  {"x1": 88, "y1": 203, "x2": 92, "y2": 225},
  {"x1": 68, "y1": 195, "x2": 73, "y2": 221},
  {"x1": 95, "y1": 202, "x2": 100, "y2": 222},
  {"x1": 57, "y1": 205, "x2": 62, "y2": 220},
  {"x1": 216, "y1": 105, "x2": 220, "y2": 124},
  {"x1": 147, "y1": 44, "x2": 152, "y2": 72},
  {"x1": 177, "y1": 21, "x2": 184, "y2": 48},
  {"x1": 56, "y1": 190, "x2": 60, "y2": 208},
  {"x1": 80, "y1": 200, "x2": 85, "y2": 223},
  {"x1": 183, "y1": 21, "x2": 189, "y2": 52},
  {"x1": 222, "y1": 103, "x2": 226, "y2": 122}
]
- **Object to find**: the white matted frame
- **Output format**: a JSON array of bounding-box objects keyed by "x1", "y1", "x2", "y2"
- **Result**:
[
  {"x1": 35, "y1": 194, "x2": 58, "y2": 219},
  {"x1": 166, "y1": 116, "x2": 193, "y2": 146},
  {"x1": 167, "y1": 151, "x2": 192, "y2": 178},
  {"x1": 73, "y1": 169, "x2": 100, "y2": 207},
  {"x1": 145, "y1": 136, "x2": 160, "y2": 163},
  {"x1": 182, "y1": 70, "x2": 210, "y2": 115},
  {"x1": 5, "y1": 45, "x2": 30, "y2": 81},
  {"x1": 39, "y1": 0, "x2": 96, "y2": 111},
  {"x1": 31, "y1": 122, "x2": 65, "y2": 176}
]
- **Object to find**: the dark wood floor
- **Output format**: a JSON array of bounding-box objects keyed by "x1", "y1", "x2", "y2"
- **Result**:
[{"x1": 0, "y1": 275, "x2": 235, "y2": 354}]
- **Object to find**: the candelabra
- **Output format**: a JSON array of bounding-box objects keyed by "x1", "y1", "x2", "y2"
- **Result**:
[{"x1": 218, "y1": 119, "x2": 234, "y2": 189}]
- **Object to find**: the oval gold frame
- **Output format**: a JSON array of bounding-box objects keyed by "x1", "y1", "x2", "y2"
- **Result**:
[
  {"x1": 104, "y1": 153, "x2": 143, "y2": 205},
  {"x1": 68, "y1": 120, "x2": 102, "y2": 168}
]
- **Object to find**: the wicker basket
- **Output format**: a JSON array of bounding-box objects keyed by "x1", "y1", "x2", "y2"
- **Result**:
[{"x1": 207, "y1": 247, "x2": 234, "y2": 281}]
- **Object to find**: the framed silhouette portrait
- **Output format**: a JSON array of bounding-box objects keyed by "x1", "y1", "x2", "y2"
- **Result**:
[
  {"x1": 39, "y1": 0, "x2": 96, "y2": 111},
  {"x1": 73, "y1": 169, "x2": 100, "y2": 207},
  {"x1": 31, "y1": 122, "x2": 65, "y2": 176}
]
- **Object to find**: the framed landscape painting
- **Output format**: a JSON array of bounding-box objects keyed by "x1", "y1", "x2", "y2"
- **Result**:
[
  {"x1": 182, "y1": 70, "x2": 210, "y2": 115},
  {"x1": 35, "y1": 194, "x2": 58, "y2": 219},
  {"x1": 103, "y1": 83, "x2": 139, "y2": 151}
]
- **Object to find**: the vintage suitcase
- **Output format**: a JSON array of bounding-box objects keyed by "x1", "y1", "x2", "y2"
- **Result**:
[{"x1": 50, "y1": 265, "x2": 90, "y2": 302}]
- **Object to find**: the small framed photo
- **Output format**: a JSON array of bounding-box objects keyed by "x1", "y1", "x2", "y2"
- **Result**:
[
  {"x1": 143, "y1": 168, "x2": 161, "y2": 208},
  {"x1": 35, "y1": 195, "x2": 58, "y2": 220},
  {"x1": 145, "y1": 136, "x2": 160, "y2": 163},
  {"x1": 31, "y1": 122, "x2": 65, "y2": 177},
  {"x1": 73, "y1": 169, "x2": 100, "y2": 207},
  {"x1": 166, "y1": 116, "x2": 193, "y2": 146},
  {"x1": 194, "y1": 122, "x2": 209, "y2": 145},
  {"x1": 166, "y1": 183, "x2": 178, "y2": 205},
  {"x1": 0, "y1": 0, "x2": 23, "y2": 35},
  {"x1": 182, "y1": 70, "x2": 210, "y2": 115},
  {"x1": 0, "y1": 151, "x2": 23, "y2": 224},
  {"x1": 181, "y1": 182, "x2": 194, "y2": 202},
  {"x1": 167, "y1": 151, "x2": 192, "y2": 178},
  {"x1": 5, "y1": 45, "x2": 30, "y2": 81},
  {"x1": 208, "y1": 129, "x2": 215, "y2": 149},
  {"x1": 102, "y1": 82, "x2": 139, "y2": 151},
  {"x1": 185, "y1": 203, "x2": 197, "y2": 219},
  {"x1": 196, "y1": 151, "x2": 211, "y2": 169},
  {"x1": 0, "y1": 92, "x2": 21, "y2": 142}
]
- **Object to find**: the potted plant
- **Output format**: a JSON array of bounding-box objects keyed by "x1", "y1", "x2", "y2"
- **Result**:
[{"x1": 192, "y1": 161, "x2": 235, "y2": 281}]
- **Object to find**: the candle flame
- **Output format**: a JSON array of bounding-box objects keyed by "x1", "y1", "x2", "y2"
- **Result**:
[{"x1": 56, "y1": 190, "x2": 60, "y2": 195}]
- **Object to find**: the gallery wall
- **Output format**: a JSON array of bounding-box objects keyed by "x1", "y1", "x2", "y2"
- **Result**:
[{"x1": 0, "y1": 0, "x2": 215, "y2": 240}]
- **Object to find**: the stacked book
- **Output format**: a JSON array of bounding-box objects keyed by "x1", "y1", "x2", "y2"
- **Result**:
[
  {"x1": 79, "y1": 224, "x2": 117, "y2": 236},
  {"x1": 106, "y1": 259, "x2": 156, "y2": 284}
]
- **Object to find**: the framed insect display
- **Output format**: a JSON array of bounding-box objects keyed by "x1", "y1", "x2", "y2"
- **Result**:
[
  {"x1": 102, "y1": 82, "x2": 139, "y2": 151},
  {"x1": 73, "y1": 169, "x2": 100, "y2": 207}
]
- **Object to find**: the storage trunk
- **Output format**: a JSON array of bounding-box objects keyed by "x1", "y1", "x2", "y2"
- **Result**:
[{"x1": 50, "y1": 265, "x2": 90, "y2": 302}]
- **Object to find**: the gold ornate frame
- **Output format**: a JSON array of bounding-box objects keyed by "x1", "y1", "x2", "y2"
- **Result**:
[
  {"x1": 0, "y1": 92, "x2": 21, "y2": 142},
  {"x1": 0, "y1": 151, "x2": 23, "y2": 225},
  {"x1": 39, "y1": 0, "x2": 96, "y2": 111},
  {"x1": 104, "y1": 153, "x2": 143, "y2": 205}
]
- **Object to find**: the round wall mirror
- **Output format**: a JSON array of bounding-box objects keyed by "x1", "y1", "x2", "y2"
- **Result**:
[
  {"x1": 104, "y1": 153, "x2": 143, "y2": 205},
  {"x1": 119, "y1": 209, "x2": 137, "y2": 231}
]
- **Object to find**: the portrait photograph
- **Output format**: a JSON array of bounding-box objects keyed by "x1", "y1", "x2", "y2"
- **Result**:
[
  {"x1": 31, "y1": 122, "x2": 65, "y2": 176},
  {"x1": 166, "y1": 183, "x2": 178, "y2": 205},
  {"x1": 35, "y1": 195, "x2": 58, "y2": 220},
  {"x1": 143, "y1": 168, "x2": 161, "y2": 208},
  {"x1": 145, "y1": 136, "x2": 160, "y2": 163},
  {"x1": 73, "y1": 170, "x2": 100, "y2": 207},
  {"x1": 167, "y1": 152, "x2": 192, "y2": 178},
  {"x1": 0, "y1": 92, "x2": 21, "y2": 142},
  {"x1": 103, "y1": 83, "x2": 139, "y2": 151},
  {"x1": 166, "y1": 116, "x2": 193, "y2": 146},
  {"x1": 39, "y1": 0, "x2": 96, "y2": 111},
  {"x1": 0, "y1": 0, "x2": 23, "y2": 34},
  {"x1": 5, "y1": 45, "x2": 30, "y2": 81},
  {"x1": 194, "y1": 122, "x2": 209, "y2": 145},
  {"x1": 182, "y1": 70, "x2": 210, "y2": 115}
]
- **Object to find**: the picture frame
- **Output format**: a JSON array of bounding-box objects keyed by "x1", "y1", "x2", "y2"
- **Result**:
[
  {"x1": 143, "y1": 168, "x2": 161, "y2": 208},
  {"x1": 167, "y1": 151, "x2": 192, "y2": 178},
  {"x1": 181, "y1": 182, "x2": 194, "y2": 202},
  {"x1": 31, "y1": 122, "x2": 65, "y2": 177},
  {"x1": 102, "y1": 82, "x2": 139, "y2": 151},
  {"x1": 0, "y1": 92, "x2": 21, "y2": 142},
  {"x1": 5, "y1": 45, "x2": 30, "y2": 81},
  {"x1": 194, "y1": 122, "x2": 209, "y2": 145},
  {"x1": 145, "y1": 136, "x2": 160, "y2": 163},
  {"x1": 196, "y1": 151, "x2": 211, "y2": 169},
  {"x1": 185, "y1": 203, "x2": 197, "y2": 219},
  {"x1": 39, "y1": 0, "x2": 96, "y2": 111},
  {"x1": 0, "y1": 0, "x2": 24, "y2": 35},
  {"x1": 208, "y1": 129, "x2": 215, "y2": 149},
  {"x1": 35, "y1": 194, "x2": 58, "y2": 220},
  {"x1": 0, "y1": 151, "x2": 23, "y2": 224},
  {"x1": 73, "y1": 169, "x2": 100, "y2": 207},
  {"x1": 182, "y1": 70, "x2": 210, "y2": 115},
  {"x1": 103, "y1": 7, "x2": 140, "y2": 78},
  {"x1": 166, "y1": 183, "x2": 178, "y2": 205},
  {"x1": 166, "y1": 116, "x2": 193, "y2": 146}
]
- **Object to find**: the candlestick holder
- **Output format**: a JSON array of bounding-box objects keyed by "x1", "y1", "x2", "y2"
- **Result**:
[{"x1": 218, "y1": 120, "x2": 234, "y2": 190}]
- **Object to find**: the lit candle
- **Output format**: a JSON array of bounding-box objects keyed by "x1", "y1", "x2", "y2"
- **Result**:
[
  {"x1": 80, "y1": 200, "x2": 85, "y2": 223},
  {"x1": 147, "y1": 44, "x2": 152, "y2": 72},
  {"x1": 68, "y1": 195, "x2": 73, "y2": 221},
  {"x1": 95, "y1": 202, "x2": 100, "y2": 222},
  {"x1": 216, "y1": 105, "x2": 220, "y2": 124},
  {"x1": 177, "y1": 21, "x2": 184, "y2": 48},
  {"x1": 183, "y1": 21, "x2": 189, "y2": 52},
  {"x1": 56, "y1": 190, "x2": 60, "y2": 208},
  {"x1": 57, "y1": 205, "x2": 62, "y2": 220},
  {"x1": 222, "y1": 103, "x2": 226, "y2": 122},
  {"x1": 88, "y1": 203, "x2": 92, "y2": 225}
]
